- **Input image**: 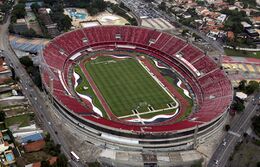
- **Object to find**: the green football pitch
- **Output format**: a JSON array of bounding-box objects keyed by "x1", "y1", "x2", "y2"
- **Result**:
[{"x1": 85, "y1": 56, "x2": 174, "y2": 117}]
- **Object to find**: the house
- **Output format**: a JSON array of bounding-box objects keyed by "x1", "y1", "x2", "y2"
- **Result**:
[
  {"x1": 241, "y1": 21, "x2": 252, "y2": 29},
  {"x1": 217, "y1": 14, "x2": 227, "y2": 23},
  {"x1": 246, "y1": 28, "x2": 259, "y2": 38},
  {"x1": 13, "y1": 18, "x2": 29, "y2": 34},
  {"x1": 24, "y1": 140, "x2": 45, "y2": 152},
  {"x1": 38, "y1": 8, "x2": 59, "y2": 37},
  {"x1": 0, "y1": 132, "x2": 9, "y2": 153},
  {"x1": 251, "y1": 16, "x2": 260, "y2": 28}
]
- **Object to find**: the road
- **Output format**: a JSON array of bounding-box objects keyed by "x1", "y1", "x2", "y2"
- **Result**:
[
  {"x1": 121, "y1": 0, "x2": 224, "y2": 54},
  {"x1": 0, "y1": 10, "x2": 85, "y2": 167},
  {"x1": 208, "y1": 93, "x2": 260, "y2": 167},
  {"x1": 156, "y1": 9, "x2": 224, "y2": 54}
]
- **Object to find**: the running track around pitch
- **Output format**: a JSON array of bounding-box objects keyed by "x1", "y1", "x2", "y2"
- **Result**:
[{"x1": 79, "y1": 61, "x2": 117, "y2": 120}]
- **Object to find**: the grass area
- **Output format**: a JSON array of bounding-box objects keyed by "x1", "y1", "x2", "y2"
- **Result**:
[
  {"x1": 140, "y1": 108, "x2": 177, "y2": 119},
  {"x1": 4, "y1": 113, "x2": 33, "y2": 127},
  {"x1": 146, "y1": 56, "x2": 193, "y2": 121},
  {"x1": 74, "y1": 65, "x2": 107, "y2": 118},
  {"x1": 85, "y1": 56, "x2": 174, "y2": 117},
  {"x1": 224, "y1": 48, "x2": 260, "y2": 58},
  {"x1": 164, "y1": 76, "x2": 193, "y2": 121}
]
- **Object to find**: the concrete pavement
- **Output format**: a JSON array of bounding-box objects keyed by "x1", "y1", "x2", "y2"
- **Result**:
[
  {"x1": 0, "y1": 12, "x2": 85, "y2": 167},
  {"x1": 208, "y1": 93, "x2": 260, "y2": 167}
]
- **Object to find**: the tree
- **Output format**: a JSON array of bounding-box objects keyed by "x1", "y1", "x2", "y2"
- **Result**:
[
  {"x1": 53, "y1": 154, "x2": 68, "y2": 167},
  {"x1": 238, "y1": 80, "x2": 247, "y2": 91},
  {"x1": 158, "y1": 2, "x2": 167, "y2": 11},
  {"x1": 41, "y1": 160, "x2": 51, "y2": 167},
  {"x1": 8, "y1": 24, "x2": 14, "y2": 33},
  {"x1": 19, "y1": 56, "x2": 33, "y2": 67},
  {"x1": 20, "y1": 28, "x2": 37, "y2": 38},
  {"x1": 252, "y1": 115, "x2": 260, "y2": 137},
  {"x1": 225, "y1": 124, "x2": 230, "y2": 131},
  {"x1": 232, "y1": 100, "x2": 245, "y2": 112},
  {"x1": 30, "y1": 3, "x2": 40, "y2": 13},
  {"x1": 0, "y1": 111, "x2": 5, "y2": 122},
  {"x1": 191, "y1": 159, "x2": 203, "y2": 167},
  {"x1": 245, "y1": 81, "x2": 259, "y2": 95},
  {"x1": 225, "y1": 0, "x2": 235, "y2": 5},
  {"x1": 45, "y1": 132, "x2": 51, "y2": 142},
  {"x1": 12, "y1": 3, "x2": 26, "y2": 19},
  {"x1": 182, "y1": 29, "x2": 189, "y2": 36},
  {"x1": 50, "y1": 13, "x2": 72, "y2": 31}
]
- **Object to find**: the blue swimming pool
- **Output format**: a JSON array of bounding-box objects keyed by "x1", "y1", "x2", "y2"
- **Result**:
[
  {"x1": 5, "y1": 153, "x2": 14, "y2": 162},
  {"x1": 69, "y1": 11, "x2": 87, "y2": 19}
]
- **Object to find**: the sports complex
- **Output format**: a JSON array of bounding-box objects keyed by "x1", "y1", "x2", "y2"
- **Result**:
[{"x1": 41, "y1": 25, "x2": 233, "y2": 151}]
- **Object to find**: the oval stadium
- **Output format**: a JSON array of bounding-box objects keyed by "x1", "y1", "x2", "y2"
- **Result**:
[{"x1": 41, "y1": 25, "x2": 233, "y2": 151}]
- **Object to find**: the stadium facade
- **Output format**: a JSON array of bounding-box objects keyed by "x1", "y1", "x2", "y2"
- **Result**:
[{"x1": 40, "y1": 26, "x2": 233, "y2": 151}]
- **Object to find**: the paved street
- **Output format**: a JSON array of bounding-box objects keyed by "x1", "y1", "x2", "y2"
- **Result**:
[
  {"x1": 0, "y1": 11, "x2": 85, "y2": 167},
  {"x1": 121, "y1": 0, "x2": 224, "y2": 54},
  {"x1": 208, "y1": 93, "x2": 260, "y2": 167}
]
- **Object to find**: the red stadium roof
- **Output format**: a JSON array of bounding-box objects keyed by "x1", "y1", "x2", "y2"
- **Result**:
[{"x1": 42, "y1": 25, "x2": 233, "y2": 133}]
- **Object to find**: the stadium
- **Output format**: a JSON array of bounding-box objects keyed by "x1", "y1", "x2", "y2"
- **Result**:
[{"x1": 41, "y1": 25, "x2": 233, "y2": 151}]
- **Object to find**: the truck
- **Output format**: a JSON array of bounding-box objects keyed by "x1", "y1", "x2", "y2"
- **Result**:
[{"x1": 70, "y1": 151, "x2": 80, "y2": 162}]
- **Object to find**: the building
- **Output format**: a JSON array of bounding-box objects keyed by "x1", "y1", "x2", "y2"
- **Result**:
[
  {"x1": 13, "y1": 18, "x2": 29, "y2": 34},
  {"x1": 38, "y1": 8, "x2": 59, "y2": 37},
  {"x1": 246, "y1": 28, "x2": 259, "y2": 38},
  {"x1": 24, "y1": 140, "x2": 45, "y2": 152}
]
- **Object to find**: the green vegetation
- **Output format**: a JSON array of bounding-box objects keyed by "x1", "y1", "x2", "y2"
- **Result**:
[
  {"x1": 238, "y1": 0, "x2": 257, "y2": 8},
  {"x1": 232, "y1": 100, "x2": 245, "y2": 112},
  {"x1": 11, "y1": 3, "x2": 26, "y2": 23},
  {"x1": 30, "y1": 3, "x2": 50, "y2": 38},
  {"x1": 191, "y1": 159, "x2": 203, "y2": 167},
  {"x1": 252, "y1": 115, "x2": 260, "y2": 138},
  {"x1": 50, "y1": 10, "x2": 72, "y2": 32},
  {"x1": 40, "y1": 133, "x2": 68, "y2": 166},
  {"x1": 0, "y1": 0, "x2": 14, "y2": 17},
  {"x1": 44, "y1": 133, "x2": 61, "y2": 156},
  {"x1": 4, "y1": 113, "x2": 34, "y2": 127},
  {"x1": 88, "y1": 162, "x2": 101, "y2": 167},
  {"x1": 221, "y1": 9, "x2": 250, "y2": 34},
  {"x1": 74, "y1": 65, "x2": 107, "y2": 118},
  {"x1": 158, "y1": 2, "x2": 167, "y2": 11},
  {"x1": 19, "y1": 56, "x2": 42, "y2": 89},
  {"x1": 85, "y1": 57, "x2": 174, "y2": 117},
  {"x1": 164, "y1": 76, "x2": 193, "y2": 121},
  {"x1": 0, "y1": 111, "x2": 5, "y2": 122},
  {"x1": 111, "y1": 4, "x2": 138, "y2": 25},
  {"x1": 225, "y1": 124, "x2": 231, "y2": 131},
  {"x1": 64, "y1": 0, "x2": 108, "y2": 16},
  {"x1": 238, "y1": 80, "x2": 259, "y2": 95}
]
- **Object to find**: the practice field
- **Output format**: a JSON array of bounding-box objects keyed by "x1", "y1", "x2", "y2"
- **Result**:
[{"x1": 85, "y1": 56, "x2": 175, "y2": 117}]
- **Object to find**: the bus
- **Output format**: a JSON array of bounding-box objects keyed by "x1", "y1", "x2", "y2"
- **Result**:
[{"x1": 70, "y1": 151, "x2": 80, "y2": 162}]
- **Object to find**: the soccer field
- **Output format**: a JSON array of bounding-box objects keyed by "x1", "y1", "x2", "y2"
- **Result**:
[{"x1": 85, "y1": 56, "x2": 174, "y2": 117}]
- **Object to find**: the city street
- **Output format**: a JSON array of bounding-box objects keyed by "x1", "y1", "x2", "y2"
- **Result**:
[
  {"x1": 0, "y1": 12, "x2": 85, "y2": 167},
  {"x1": 208, "y1": 93, "x2": 260, "y2": 167}
]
